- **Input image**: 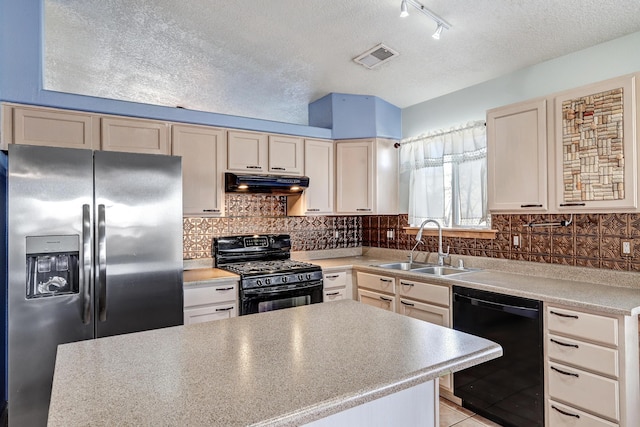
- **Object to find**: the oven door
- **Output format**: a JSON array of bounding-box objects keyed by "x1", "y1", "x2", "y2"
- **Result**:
[{"x1": 240, "y1": 280, "x2": 323, "y2": 315}]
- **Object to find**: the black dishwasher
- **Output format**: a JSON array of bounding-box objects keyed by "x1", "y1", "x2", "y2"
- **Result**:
[{"x1": 453, "y1": 286, "x2": 543, "y2": 427}]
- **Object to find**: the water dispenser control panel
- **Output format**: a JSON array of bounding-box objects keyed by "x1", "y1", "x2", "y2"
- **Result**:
[{"x1": 26, "y1": 235, "x2": 80, "y2": 298}]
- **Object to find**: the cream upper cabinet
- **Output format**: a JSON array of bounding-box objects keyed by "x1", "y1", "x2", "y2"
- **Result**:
[
  {"x1": 227, "y1": 130, "x2": 268, "y2": 172},
  {"x1": 172, "y1": 124, "x2": 226, "y2": 216},
  {"x1": 553, "y1": 74, "x2": 638, "y2": 212},
  {"x1": 487, "y1": 98, "x2": 548, "y2": 212},
  {"x1": 1, "y1": 103, "x2": 99, "y2": 150},
  {"x1": 268, "y1": 134, "x2": 304, "y2": 175},
  {"x1": 101, "y1": 116, "x2": 170, "y2": 155},
  {"x1": 335, "y1": 138, "x2": 398, "y2": 215},
  {"x1": 289, "y1": 138, "x2": 334, "y2": 215}
]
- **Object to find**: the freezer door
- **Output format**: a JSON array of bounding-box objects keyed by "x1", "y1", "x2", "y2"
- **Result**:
[
  {"x1": 94, "y1": 150, "x2": 183, "y2": 337},
  {"x1": 8, "y1": 145, "x2": 94, "y2": 427}
]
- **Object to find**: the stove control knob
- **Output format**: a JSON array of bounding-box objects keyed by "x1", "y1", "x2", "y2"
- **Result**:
[
  {"x1": 256, "y1": 279, "x2": 262, "y2": 286},
  {"x1": 282, "y1": 277, "x2": 288, "y2": 283},
  {"x1": 306, "y1": 273, "x2": 311, "y2": 280},
  {"x1": 298, "y1": 274, "x2": 303, "y2": 281},
  {"x1": 265, "y1": 278, "x2": 271, "y2": 285}
]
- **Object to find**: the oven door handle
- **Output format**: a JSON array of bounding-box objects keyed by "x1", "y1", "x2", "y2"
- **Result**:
[{"x1": 243, "y1": 281, "x2": 322, "y2": 296}]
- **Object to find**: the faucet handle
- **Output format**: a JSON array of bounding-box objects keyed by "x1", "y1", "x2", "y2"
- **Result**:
[{"x1": 445, "y1": 245, "x2": 450, "y2": 256}]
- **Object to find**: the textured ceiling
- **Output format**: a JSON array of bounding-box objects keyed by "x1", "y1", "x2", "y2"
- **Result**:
[{"x1": 44, "y1": 0, "x2": 640, "y2": 125}]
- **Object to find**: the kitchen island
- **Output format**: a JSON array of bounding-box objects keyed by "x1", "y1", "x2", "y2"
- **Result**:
[{"x1": 48, "y1": 300, "x2": 501, "y2": 426}]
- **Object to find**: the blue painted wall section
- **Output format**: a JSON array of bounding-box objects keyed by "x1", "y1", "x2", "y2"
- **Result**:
[{"x1": 309, "y1": 93, "x2": 402, "y2": 140}]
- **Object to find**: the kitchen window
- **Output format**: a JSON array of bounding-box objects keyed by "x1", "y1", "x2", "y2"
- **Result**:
[{"x1": 400, "y1": 121, "x2": 489, "y2": 228}]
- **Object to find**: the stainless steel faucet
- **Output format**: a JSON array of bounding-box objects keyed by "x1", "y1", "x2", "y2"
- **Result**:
[{"x1": 409, "y1": 219, "x2": 449, "y2": 265}]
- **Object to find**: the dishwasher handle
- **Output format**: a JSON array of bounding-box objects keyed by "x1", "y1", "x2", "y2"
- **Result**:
[{"x1": 454, "y1": 293, "x2": 539, "y2": 319}]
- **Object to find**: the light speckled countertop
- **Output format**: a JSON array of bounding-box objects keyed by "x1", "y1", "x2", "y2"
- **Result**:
[{"x1": 48, "y1": 300, "x2": 501, "y2": 427}]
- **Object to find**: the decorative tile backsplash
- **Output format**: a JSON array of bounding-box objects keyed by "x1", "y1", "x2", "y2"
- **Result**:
[
  {"x1": 364, "y1": 213, "x2": 640, "y2": 273},
  {"x1": 183, "y1": 194, "x2": 639, "y2": 273},
  {"x1": 183, "y1": 194, "x2": 362, "y2": 259}
]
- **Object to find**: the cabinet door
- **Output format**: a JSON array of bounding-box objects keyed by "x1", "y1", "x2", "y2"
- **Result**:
[
  {"x1": 398, "y1": 298, "x2": 450, "y2": 327},
  {"x1": 554, "y1": 75, "x2": 637, "y2": 211},
  {"x1": 3, "y1": 104, "x2": 98, "y2": 150},
  {"x1": 268, "y1": 134, "x2": 304, "y2": 175},
  {"x1": 227, "y1": 130, "x2": 268, "y2": 172},
  {"x1": 303, "y1": 139, "x2": 334, "y2": 213},
  {"x1": 184, "y1": 303, "x2": 237, "y2": 325},
  {"x1": 336, "y1": 140, "x2": 373, "y2": 213},
  {"x1": 101, "y1": 116, "x2": 170, "y2": 154},
  {"x1": 487, "y1": 99, "x2": 547, "y2": 212},
  {"x1": 358, "y1": 289, "x2": 395, "y2": 312},
  {"x1": 172, "y1": 125, "x2": 226, "y2": 216}
]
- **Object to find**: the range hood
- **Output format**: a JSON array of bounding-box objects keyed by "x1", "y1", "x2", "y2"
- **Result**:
[{"x1": 224, "y1": 172, "x2": 309, "y2": 194}]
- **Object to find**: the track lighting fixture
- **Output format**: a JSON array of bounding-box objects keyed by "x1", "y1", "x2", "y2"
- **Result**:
[
  {"x1": 399, "y1": 0, "x2": 451, "y2": 39},
  {"x1": 432, "y1": 23, "x2": 443, "y2": 40},
  {"x1": 400, "y1": 0, "x2": 409, "y2": 18}
]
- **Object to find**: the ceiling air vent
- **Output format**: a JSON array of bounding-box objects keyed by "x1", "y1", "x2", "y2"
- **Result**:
[{"x1": 353, "y1": 43, "x2": 399, "y2": 69}]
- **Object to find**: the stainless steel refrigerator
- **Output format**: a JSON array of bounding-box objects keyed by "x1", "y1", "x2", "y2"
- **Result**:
[{"x1": 4, "y1": 144, "x2": 184, "y2": 426}]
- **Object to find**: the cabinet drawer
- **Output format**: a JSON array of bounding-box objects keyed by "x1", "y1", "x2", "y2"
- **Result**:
[
  {"x1": 184, "y1": 282, "x2": 238, "y2": 307},
  {"x1": 548, "y1": 362, "x2": 619, "y2": 421},
  {"x1": 324, "y1": 288, "x2": 346, "y2": 302},
  {"x1": 184, "y1": 303, "x2": 236, "y2": 325},
  {"x1": 398, "y1": 279, "x2": 449, "y2": 307},
  {"x1": 358, "y1": 289, "x2": 395, "y2": 312},
  {"x1": 548, "y1": 333, "x2": 619, "y2": 378},
  {"x1": 398, "y1": 298, "x2": 450, "y2": 328},
  {"x1": 547, "y1": 306, "x2": 618, "y2": 346},
  {"x1": 323, "y1": 271, "x2": 347, "y2": 289},
  {"x1": 356, "y1": 272, "x2": 395, "y2": 294},
  {"x1": 548, "y1": 400, "x2": 618, "y2": 427}
]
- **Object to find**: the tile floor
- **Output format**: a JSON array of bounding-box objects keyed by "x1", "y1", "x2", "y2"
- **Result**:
[{"x1": 440, "y1": 398, "x2": 503, "y2": 427}]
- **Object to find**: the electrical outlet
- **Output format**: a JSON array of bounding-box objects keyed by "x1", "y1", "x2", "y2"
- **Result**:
[
  {"x1": 621, "y1": 239, "x2": 633, "y2": 257},
  {"x1": 386, "y1": 229, "x2": 395, "y2": 240},
  {"x1": 513, "y1": 234, "x2": 520, "y2": 248},
  {"x1": 334, "y1": 231, "x2": 339, "y2": 238}
]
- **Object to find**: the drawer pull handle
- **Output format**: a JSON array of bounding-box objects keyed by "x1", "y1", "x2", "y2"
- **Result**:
[
  {"x1": 551, "y1": 405, "x2": 580, "y2": 419},
  {"x1": 307, "y1": 209, "x2": 320, "y2": 212},
  {"x1": 551, "y1": 366, "x2": 579, "y2": 378},
  {"x1": 400, "y1": 282, "x2": 414, "y2": 287},
  {"x1": 550, "y1": 310, "x2": 579, "y2": 319},
  {"x1": 271, "y1": 167, "x2": 286, "y2": 171},
  {"x1": 380, "y1": 296, "x2": 392, "y2": 302},
  {"x1": 325, "y1": 274, "x2": 339, "y2": 279},
  {"x1": 520, "y1": 204, "x2": 543, "y2": 208},
  {"x1": 379, "y1": 278, "x2": 393, "y2": 283},
  {"x1": 326, "y1": 291, "x2": 340, "y2": 296},
  {"x1": 202, "y1": 209, "x2": 220, "y2": 212},
  {"x1": 356, "y1": 208, "x2": 372, "y2": 212},
  {"x1": 215, "y1": 287, "x2": 234, "y2": 291},
  {"x1": 550, "y1": 338, "x2": 579, "y2": 348},
  {"x1": 400, "y1": 300, "x2": 415, "y2": 307},
  {"x1": 215, "y1": 306, "x2": 234, "y2": 312},
  {"x1": 559, "y1": 202, "x2": 586, "y2": 207},
  {"x1": 246, "y1": 165, "x2": 262, "y2": 169}
]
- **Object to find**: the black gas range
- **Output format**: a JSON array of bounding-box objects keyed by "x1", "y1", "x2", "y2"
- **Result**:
[{"x1": 213, "y1": 234, "x2": 323, "y2": 315}]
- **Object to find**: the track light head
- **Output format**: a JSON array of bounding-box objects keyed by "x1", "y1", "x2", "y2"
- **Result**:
[
  {"x1": 432, "y1": 23, "x2": 443, "y2": 40},
  {"x1": 400, "y1": 0, "x2": 409, "y2": 18}
]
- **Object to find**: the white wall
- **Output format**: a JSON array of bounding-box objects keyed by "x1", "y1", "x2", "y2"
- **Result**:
[{"x1": 398, "y1": 31, "x2": 640, "y2": 212}]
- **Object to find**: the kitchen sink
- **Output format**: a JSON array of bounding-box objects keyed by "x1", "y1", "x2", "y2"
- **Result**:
[
  {"x1": 374, "y1": 262, "x2": 477, "y2": 276},
  {"x1": 374, "y1": 262, "x2": 431, "y2": 270},
  {"x1": 410, "y1": 266, "x2": 471, "y2": 276}
]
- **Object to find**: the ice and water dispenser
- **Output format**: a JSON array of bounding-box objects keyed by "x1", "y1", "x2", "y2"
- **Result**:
[{"x1": 26, "y1": 235, "x2": 80, "y2": 298}]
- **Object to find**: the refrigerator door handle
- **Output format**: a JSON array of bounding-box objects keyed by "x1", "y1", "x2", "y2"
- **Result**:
[
  {"x1": 82, "y1": 204, "x2": 92, "y2": 324},
  {"x1": 97, "y1": 204, "x2": 108, "y2": 322}
]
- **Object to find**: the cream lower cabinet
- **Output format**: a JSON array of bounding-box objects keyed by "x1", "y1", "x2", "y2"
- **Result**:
[
  {"x1": 335, "y1": 138, "x2": 398, "y2": 214},
  {"x1": 183, "y1": 280, "x2": 238, "y2": 325},
  {"x1": 545, "y1": 305, "x2": 639, "y2": 427},
  {"x1": 397, "y1": 278, "x2": 452, "y2": 393},
  {"x1": 323, "y1": 270, "x2": 352, "y2": 302},
  {"x1": 356, "y1": 272, "x2": 396, "y2": 312},
  {"x1": 172, "y1": 124, "x2": 226, "y2": 216}
]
